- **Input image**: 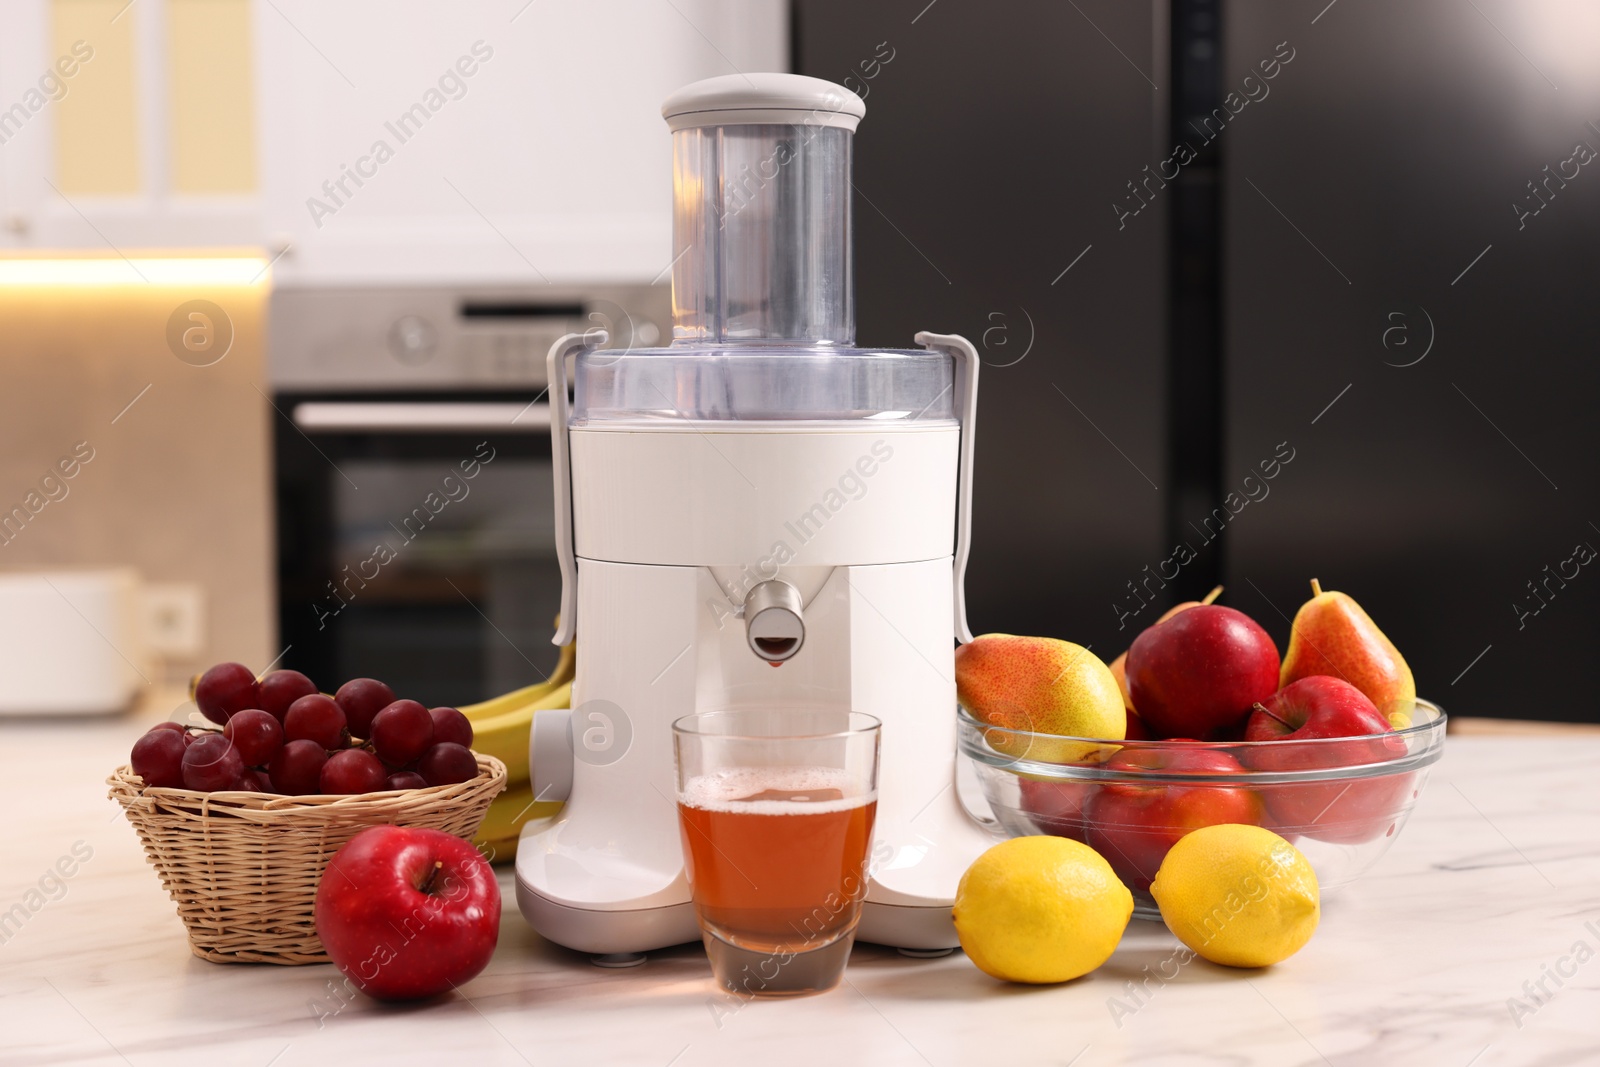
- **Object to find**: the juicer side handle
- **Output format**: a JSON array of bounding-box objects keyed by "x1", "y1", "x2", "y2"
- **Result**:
[
  {"x1": 915, "y1": 331, "x2": 978, "y2": 645},
  {"x1": 547, "y1": 330, "x2": 607, "y2": 647}
]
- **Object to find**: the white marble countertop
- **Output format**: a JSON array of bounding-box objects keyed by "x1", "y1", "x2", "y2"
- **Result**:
[{"x1": 5, "y1": 709, "x2": 1599, "y2": 1067}]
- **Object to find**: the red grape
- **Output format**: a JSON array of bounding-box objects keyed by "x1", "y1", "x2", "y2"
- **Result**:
[
  {"x1": 269, "y1": 739, "x2": 329, "y2": 795},
  {"x1": 182, "y1": 733, "x2": 245, "y2": 791},
  {"x1": 223, "y1": 709, "x2": 284, "y2": 767},
  {"x1": 417, "y1": 742, "x2": 477, "y2": 786},
  {"x1": 385, "y1": 771, "x2": 428, "y2": 790},
  {"x1": 321, "y1": 749, "x2": 387, "y2": 794},
  {"x1": 233, "y1": 769, "x2": 270, "y2": 793},
  {"x1": 194, "y1": 662, "x2": 260, "y2": 725},
  {"x1": 285, "y1": 694, "x2": 348, "y2": 750},
  {"x1": 428, "y1": 707, "x2": 473, "y2": 749},
  {"x1": 371, "y1": 700, "x2": 434, "y2": 767},
  {"x1": 335, "y1": 678, "x2": 395, "y2": 740},
  {"x1": 259, "y1": 670, "x2": 318, "y2": 723},
  {"x1": 131, "y1": 727, "x2": 187, "y2": 788},
  {"x1": 149, "y1": 721, "x2": 186, "y2": 734}
]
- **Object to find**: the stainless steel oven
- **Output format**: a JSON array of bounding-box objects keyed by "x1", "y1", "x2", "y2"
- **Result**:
[{"x1": 269, "y1": 284, "x2": 668, "y2": 706}]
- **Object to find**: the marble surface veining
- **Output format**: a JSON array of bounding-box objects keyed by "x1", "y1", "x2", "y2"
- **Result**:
[{"x1": 3, "y1": 714, "x2": 1599, "y2": 1067}]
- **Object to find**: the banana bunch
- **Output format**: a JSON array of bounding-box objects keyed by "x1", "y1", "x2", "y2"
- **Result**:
[
  {"x1": 466, "y1": 682, "x2": 573, "y2": 782},
  {"x1": 467, "y1": 640, "x2": 575, "y2": 863},
  {"x1": 473, "y1": 781, "x2": 564, "y2": 862}
]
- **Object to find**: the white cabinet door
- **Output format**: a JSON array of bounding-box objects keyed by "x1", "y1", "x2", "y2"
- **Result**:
[
  {"x1": 0, "y1": 0, "x2": 262, "y2": 251},
  {"x1": 0, "y1": 0, "x2": 54, "y2": 245},
  {"x1": 255, "y1": 0, "x2": 786, "y2": 285}
]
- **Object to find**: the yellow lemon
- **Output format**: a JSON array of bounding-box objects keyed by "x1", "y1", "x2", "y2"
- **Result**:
[
  {"x1": 1150, "y1": 824, "x2": 1319, "y2": 968},
  {"x1": 953, "y1": 836, "x2": 1132, "y2": 984}
]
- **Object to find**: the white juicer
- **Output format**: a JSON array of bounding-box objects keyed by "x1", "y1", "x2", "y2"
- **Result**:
[{"x1": 515, "y1": 73, "x2": 994, "y2": 955}]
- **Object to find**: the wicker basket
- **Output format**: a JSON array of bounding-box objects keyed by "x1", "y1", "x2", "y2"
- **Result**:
[{"x1": 107, "y1": 754, "x2": 506, "y2": 965}]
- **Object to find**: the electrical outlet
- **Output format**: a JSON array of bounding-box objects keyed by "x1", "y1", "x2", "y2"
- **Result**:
[{"x1": 141, "y1": 583, "x2": 205, "y2": 659}]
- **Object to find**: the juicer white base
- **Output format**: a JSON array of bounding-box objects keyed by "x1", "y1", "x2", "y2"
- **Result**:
[
  {"x1": 515, "y1": 880, "x2": 698, "y2": 955},
  {"x1": 514, "y1": 854, "x2": 976, "y2": 956},
  {"x1": 513, "y1": 553, "x2": 997, "y2": 954}
]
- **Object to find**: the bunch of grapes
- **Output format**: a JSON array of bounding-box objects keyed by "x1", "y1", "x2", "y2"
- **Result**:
[{"x1": 128, "y1": 663, "x2": 478, "y2": 796}]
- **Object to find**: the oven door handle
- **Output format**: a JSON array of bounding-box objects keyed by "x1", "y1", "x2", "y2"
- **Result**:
[
  {"x1": 547, "y1": 330, "x2": 604, "y2": 648},
  {"x1": 290, "y1": 402, "x2": 551, "y2": 432}
]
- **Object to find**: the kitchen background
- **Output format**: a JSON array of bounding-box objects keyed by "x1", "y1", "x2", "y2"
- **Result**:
[{"x1": 1, "y1": 0, "x2": 1595, "y2": 720}]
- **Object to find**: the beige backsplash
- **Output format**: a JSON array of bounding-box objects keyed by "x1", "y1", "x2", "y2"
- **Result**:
[{"x1": 0, "y1": 272, "x2": 274, "y2": 682}]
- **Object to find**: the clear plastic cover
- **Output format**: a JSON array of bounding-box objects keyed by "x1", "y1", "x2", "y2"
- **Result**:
[
  {"x1": 671, "y1": 124, "x2": 853, "y2": 345},
  {"x1": 582, "y1": 80, "x2": 949, "y2": 425},
  {"x1": 572, "y1": 346, "x2": 954, "y2": 424}
]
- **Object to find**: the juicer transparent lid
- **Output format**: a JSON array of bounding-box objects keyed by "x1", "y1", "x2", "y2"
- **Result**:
[
  {"x1": 571, "y1": 344, "x2": 954, "y2": 425},
  {"x1": 572, "y1": 74, "x2": 953, "y2": 426}
]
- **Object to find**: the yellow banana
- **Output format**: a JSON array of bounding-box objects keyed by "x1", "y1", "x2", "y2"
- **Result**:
[
  {"x1": 474, "y1": 832, "x2": 522, "y2": 865},
  {"x1": 459, "y1": 640, "x2": 576, "y2": 721},
  {"x1": 474, "y1": 779, "x2": 564, "y2": 841},
  {"x1": 549, "y1": 638, "x2": 576, "y2": 686},
  {"x1": 459, "y1": 681, "x2": 549, "y2": 722},
  {"x1": 469, "y1": 680, "x2": 572, "y2": 782},
  {"x1": 475, "y1": 678, "x2": 572, "y2": 728},
  {"x1": 472, "y1": 778, "x2": 565, "y2": 864}
]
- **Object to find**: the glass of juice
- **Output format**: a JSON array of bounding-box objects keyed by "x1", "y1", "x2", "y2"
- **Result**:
[{"x1": 672, "y1": 708, "x2": 880, "y2": 997}]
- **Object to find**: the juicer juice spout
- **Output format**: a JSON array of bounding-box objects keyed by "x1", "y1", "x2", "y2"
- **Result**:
[{"x1": 743, "y1": 579, "x2": 805, "y2": 663}]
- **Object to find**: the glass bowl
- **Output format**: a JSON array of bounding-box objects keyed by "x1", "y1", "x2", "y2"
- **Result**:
[{"x1": 957, "y1": 701, "x2": 1447, "y2": 919}]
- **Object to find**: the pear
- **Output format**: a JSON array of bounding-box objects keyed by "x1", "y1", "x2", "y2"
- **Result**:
[
  {"x1": 1280, "y1": 579, "x2": 1415, "y2": 715},
  {"x1": 1108, "y1": 586, "x2": 1223, "y2": 711},
  {"x1": 956, "y1": 634, "x2": 1125, "y2": 762}
]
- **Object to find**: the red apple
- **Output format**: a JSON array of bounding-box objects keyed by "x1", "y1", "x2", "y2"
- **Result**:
[
  {"x1": 1244, "y1": 676, "x2": 1412, "y2": 844},
  {"x1": 1018, "y1": 749, "x2": 1123, "y2": 842},
  {"x1": 1125, "y1": 605, "x2": 1280, "y2": 739},
  {"x1": 1082, "y1": 744, "x2": 1264, "y2": 891},
  {"x1": 1019, "y1": 778, "x2": 1094, "y2": 842},
  {"x1": 314, "y1": 826, "x2": 500, "y2": 1000}
]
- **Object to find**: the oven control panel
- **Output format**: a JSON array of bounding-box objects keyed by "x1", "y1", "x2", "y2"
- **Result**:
[{"x1": 269, "y1": 285, "x2": 669, "y2": 392}]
